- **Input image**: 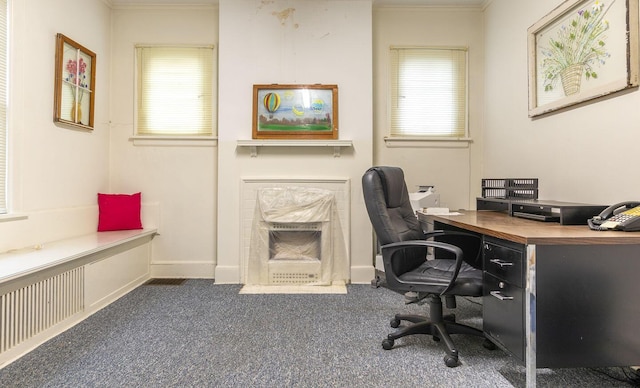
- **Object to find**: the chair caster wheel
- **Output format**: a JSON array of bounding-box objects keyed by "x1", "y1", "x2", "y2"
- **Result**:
[
  {"x1": 390, "y1": 318, "x2": 400, "y2": 328},
  {"x1": 382, "y1": 338, "x2": 394, "y2": 350},
  {"x1": 483, "y1": 338, "x2": 497, "y2": 350},
  {"x1": 444, "y1": 355, "x2": 459, "y2": 367}
]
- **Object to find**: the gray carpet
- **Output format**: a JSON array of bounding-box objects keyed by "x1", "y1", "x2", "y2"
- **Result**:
[{"x1": 0, "y1": 280, "x2": 637, "y2": 387}]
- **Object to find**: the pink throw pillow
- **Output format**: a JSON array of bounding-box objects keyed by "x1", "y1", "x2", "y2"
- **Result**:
[{"x1": 97, "y1": 192, "x2": 143, "y2": 231}]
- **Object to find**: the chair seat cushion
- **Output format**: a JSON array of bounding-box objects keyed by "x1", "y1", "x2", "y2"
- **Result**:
[{"x1": 398, "y1": 260, "x2": 483, "y2": 296}]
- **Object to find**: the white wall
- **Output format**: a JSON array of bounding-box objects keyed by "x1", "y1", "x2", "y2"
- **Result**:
[
  {"x1": 216, "y1": 0, "x2": 374, "y2": 283},
  {"x1": 373, "y1": 6, "x2": 484, "y2": 210},
  {"x1": 15, "y1": 0, "x2": 626, "y2": 283},
  {"x1": 109, "y1": 6, "x2": 218, "y2": 278},
  {"x1": 0, "y1": 0, "x2": 111, "y2": 252},
  {"x1": 484, "y1": 0, "x2": 640, "y2": 204}
]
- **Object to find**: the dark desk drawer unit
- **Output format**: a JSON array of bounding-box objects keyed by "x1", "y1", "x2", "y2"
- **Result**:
[
  {"x1": 483, "y1": 236, "x2": 525, "y2": 362},
  {"x1": 484, "y1": 238, "x2": 524, "y2": 287},
  {"x1": 426, "y1": 211, "x2": 640, "y2": 383}
]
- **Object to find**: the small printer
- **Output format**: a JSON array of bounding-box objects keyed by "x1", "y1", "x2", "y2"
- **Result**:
[{"x1": 409, "y1": 186, "x2": 440, "y2": 214}]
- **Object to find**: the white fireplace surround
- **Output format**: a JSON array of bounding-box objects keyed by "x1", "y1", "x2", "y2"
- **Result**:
[{"x1": 241, "y1": 178, "x2": 350, "y2": 284}]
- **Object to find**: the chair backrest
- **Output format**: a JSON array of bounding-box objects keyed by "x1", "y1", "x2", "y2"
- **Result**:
[{"x1": 362, "y1": 166, "x2": 426, "y2": 274}]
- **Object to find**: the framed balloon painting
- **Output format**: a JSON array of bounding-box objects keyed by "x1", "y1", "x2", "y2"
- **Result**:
[{"x1": 252, "y1": 84, "x2": 338, "y2": 139}]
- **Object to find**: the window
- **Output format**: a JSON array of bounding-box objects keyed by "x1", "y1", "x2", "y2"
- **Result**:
[
  {"x1": 135, "y1": 45, "x2": 214, "y2": 136},
  {"x1": 389, "y1": 47, "x2": 468, "y2": 138},
  {"x1": 0, "y1": 0, "x2": 7, "y2": 214}
]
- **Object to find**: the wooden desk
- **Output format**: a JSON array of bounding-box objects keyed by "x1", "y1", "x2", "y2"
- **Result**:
[{"x1": 418, "y1": 211, "x2": 640, "y2": 388}]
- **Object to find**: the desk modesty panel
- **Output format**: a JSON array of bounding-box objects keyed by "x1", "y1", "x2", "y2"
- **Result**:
[{"x1": 418, "y1": 211, "x2": 640, "y2": 387}]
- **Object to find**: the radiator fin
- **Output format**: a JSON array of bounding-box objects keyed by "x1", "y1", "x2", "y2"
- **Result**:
[{"x1": 1, "y1": 267, "x2": 84, "y2": 354}]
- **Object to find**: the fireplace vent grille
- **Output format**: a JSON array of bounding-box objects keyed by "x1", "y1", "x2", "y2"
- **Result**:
[
  {"x1": 270, "y1": 222, "x2": 322, "y2": 231},
  {"x1": 270, "y1": 272, "x2": 319, "y2": 284}
]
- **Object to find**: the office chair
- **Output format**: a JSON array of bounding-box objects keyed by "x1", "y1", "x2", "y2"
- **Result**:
[{"x1": 362, "y1": 166, "x2": 492, "y2": 367}]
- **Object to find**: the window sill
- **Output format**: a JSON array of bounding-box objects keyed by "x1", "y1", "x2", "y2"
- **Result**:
[
  {"x1": 384, "y1": 136, "x2": 472, "y2": 148},
  {"x1": 130, "y1": 135, "x2": 217, "y2": 147},
  {"x1": 0, "y1": 213, "x2": 28, "y2": 223}
]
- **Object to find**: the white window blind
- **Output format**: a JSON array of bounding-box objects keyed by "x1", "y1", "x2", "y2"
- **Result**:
[
  {"x1": 0, "y1": 0, "x2": 7, "y2": 214},
  {"x1": 136, "y1": 46, "x2": 214, "y2": 136},
  {"x1": 389, "y1": 47, "x2": 468, "y2": 138}
]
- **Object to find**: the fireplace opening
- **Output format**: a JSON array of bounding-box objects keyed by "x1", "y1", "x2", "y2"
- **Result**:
[
  {"x1": 269, "y1": 223, "x2": 322, "y2": 261},
  {"x1": 267, "y1": 223, "x2": 322, "y2": 284},
  {"x1": 247, "y1": 186, "x2": 347, "y2": 286}
]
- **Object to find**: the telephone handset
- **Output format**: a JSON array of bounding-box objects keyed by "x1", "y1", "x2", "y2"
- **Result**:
[{"x1": 588, "y1": 201, "x2": 640, "y2": 231}]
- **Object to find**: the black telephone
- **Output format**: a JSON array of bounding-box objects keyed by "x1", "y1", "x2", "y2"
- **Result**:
[{"x1": 588, "y1": 201, "x2": 640, "y2": 231}]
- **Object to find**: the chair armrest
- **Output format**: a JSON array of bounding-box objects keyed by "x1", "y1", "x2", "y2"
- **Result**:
[
  {"x1": 380, "y1": 240, "x2": 464, "y2": 295},
  {"x1": 423, "y1": 229, "x2": 480, "y2": 240},
  {"x1": 382, "y1": 240, "x2": 463, "y2": 256}
]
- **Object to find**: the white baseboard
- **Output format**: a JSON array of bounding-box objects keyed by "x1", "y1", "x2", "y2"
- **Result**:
[
  {"x1": 375, "y1": 254, "x2": 384, "y2": 271},
  {"x1": 151, "y1": 261, "x2": 215, "y2": 279},
  {"x1": 213, "y1": 265, "x2": 241, "y2": 283},
  {"x1": 349, "y1": 265, "x2": 375, "y2": 284}
]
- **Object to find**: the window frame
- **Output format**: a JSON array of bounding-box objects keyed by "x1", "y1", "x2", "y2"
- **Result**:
[
  {"x1": 133, "y1": 44, "x2": 216, "y2": 144},
  {"x1": 0, "y1": 0, "x2": 8, "y2": 215},
  {"x1": 386, "y1": 46, "x2": 471, "y2": 146}
]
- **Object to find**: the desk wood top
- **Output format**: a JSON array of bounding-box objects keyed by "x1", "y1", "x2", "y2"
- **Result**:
[{"x1": 419, "y1": 210, "x2": 640, "y2": 245}]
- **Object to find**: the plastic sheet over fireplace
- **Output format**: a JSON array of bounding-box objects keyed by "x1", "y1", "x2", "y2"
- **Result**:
[{"x1": 247, "y1": 186, "x2": 348, "y2": 285}]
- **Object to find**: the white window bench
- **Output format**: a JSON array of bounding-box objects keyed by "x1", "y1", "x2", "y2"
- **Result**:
[{"x1": 0, "y1": 228, "x2": 158, "y2": 368}]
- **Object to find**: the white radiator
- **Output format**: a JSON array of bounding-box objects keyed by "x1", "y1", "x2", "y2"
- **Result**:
[{"x1": 1, "y1": 267, "x2": 84, "y2": 354}]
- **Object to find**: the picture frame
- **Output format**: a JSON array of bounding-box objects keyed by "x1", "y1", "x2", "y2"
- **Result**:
[
  {"x1": 54, "y1": 33, "x2": 96, "y2": 129},
  {"x1": 528, "y1": 0, "x2": 639, "y2": 117},
  {"x1": 252, "y1": 84, "x2": 338, "y2": 139}
]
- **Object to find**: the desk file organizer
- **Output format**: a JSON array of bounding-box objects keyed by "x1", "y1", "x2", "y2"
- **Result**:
[
  {"x1": 481, "y1": 178, "x2": 538, "y2": 200},
  {"x1": 477, "y1": 178, "x2": 538, "y2": 214},
  {"x1": 477, "y1": 178, "x2": 605, "y2": 225},
  {"x1": 477, "y1": 198, "x2": 607, "y2": 225}
]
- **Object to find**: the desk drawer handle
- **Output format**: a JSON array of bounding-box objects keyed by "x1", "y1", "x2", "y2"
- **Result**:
[
  {"x1": 489, "y1": 258, "x2": 513, "y2": 268},
  {"x1": 490, "y1": 291, "x2": 514, "y2": 301}
]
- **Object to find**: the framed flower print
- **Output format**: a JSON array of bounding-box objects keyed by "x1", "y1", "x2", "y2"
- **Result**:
[
  {"x1": 53, "y1": 33, "x2": 96, "y2": 129},
  {"x1": 528, "y1": 0, "x2": 639, "y2": 117}
]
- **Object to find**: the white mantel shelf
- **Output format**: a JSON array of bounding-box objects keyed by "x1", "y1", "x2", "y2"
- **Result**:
[{"x1": 237, "y1": 139, "x2": 353, "y2": 157}]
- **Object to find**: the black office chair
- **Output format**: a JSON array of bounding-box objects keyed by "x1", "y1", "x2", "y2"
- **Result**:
[{"x1": 362, "y1": 166, "x2": 492, "y2": 367}]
